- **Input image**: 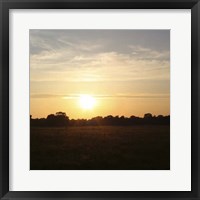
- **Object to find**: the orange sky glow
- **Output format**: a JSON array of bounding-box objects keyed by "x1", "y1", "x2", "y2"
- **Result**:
[{"x1": 30, "y1": 30, "x2": 170, "y2": 119}]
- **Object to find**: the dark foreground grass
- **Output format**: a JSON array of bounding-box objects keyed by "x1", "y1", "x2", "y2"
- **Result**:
[{"x1": 30, "y1": 125, "x2": 170, "y2": 170}]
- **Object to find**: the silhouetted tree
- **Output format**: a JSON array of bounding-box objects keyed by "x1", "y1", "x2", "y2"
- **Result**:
[
  {"x1": 144, "y1": 113, "x2": 153, "y2": 118},
  {"x1": 46, "y1": 112, "x2": 69, "y2": 127},
  {"x1": 56, "y1": 112, "x2": 67, "y2": 117},
  {"x1": 30, "y1": 112, "x2": 170, "y2": 127}
]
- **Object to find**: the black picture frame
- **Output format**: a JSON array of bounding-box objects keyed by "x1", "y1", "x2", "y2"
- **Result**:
[{"x1": 0, "y1": 0, "x2": 199, "y2": 199}]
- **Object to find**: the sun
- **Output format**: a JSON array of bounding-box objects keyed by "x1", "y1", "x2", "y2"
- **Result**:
[{"x1": 79, "y1": 94, "x2": 96, "y2": 110}]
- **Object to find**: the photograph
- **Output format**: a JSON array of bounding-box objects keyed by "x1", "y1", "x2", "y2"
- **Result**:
[{"x1": 30, "y1": 29, "x2": 170, "y2": 170}]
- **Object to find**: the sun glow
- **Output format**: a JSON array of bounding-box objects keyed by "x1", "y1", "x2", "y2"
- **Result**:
[{"x1": 79, "y1": 94, "x2": 96, "y2": 110}]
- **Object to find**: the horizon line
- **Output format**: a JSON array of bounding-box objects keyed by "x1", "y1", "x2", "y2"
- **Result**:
[{"x1": 30, "y1": 113, "x2": 170, "y2": 120}]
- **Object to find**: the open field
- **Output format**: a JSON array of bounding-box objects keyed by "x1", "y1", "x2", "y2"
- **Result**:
[{"x1": 30, "y1": 125, "x2": 170, "y2": 170}]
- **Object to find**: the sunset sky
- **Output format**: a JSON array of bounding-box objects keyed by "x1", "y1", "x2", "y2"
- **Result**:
[{"x1": 30, "y1": 30, "x2": 170, "y2": 119}]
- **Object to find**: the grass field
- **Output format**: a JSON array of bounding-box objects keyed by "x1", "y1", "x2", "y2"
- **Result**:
[{"x1": 30, "y1": 125, "x2": 170, "y2": 170}]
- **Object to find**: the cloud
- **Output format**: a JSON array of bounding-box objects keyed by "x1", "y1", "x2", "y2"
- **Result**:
[
  {"x1": 31, "y1": 93, "x2": 169, "y2": 99},
  {"x1": 30, "y1": 30, "x2": 170, "y2": 83},
  {"x1": 30, "y1": 30, "x2": 103, "y2": 56},
  {"x1": 129, "y1": 45, "x2": 170, "y2": 61},
  {"x1": 30, "y1": 49, "x2": 169, "y2": 83}
]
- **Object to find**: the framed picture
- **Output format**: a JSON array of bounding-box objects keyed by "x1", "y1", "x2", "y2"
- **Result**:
[{"x1": 1, "y1": 0, "x2": 200, "y2": 199}]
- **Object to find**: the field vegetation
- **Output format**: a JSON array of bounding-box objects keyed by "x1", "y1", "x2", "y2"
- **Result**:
[{"x1": 30, "y1": 125, "x2": 170, "y2": 170}]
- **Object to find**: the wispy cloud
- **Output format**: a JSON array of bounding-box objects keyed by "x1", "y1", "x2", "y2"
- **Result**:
[
  {"x1": 30, "y1": 30, "x2": 170, "y2": 84},
  {"x1": 129, "y1": 45, "x2": 170, "y2": 61},
  {"x1": 30, "y1": 47, "x2": 169, "y2": 83},
  {"x1": 30, "y1": 30, "x2": 103, "y2": 56},
  {"x1": 31, "y1": 93, "x2": 169, "y2": 99}
]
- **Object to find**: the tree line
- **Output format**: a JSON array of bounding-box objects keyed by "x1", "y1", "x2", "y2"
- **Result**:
[{"x1": 30, "y1": 112, "x2": 170, "y2": 127}]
